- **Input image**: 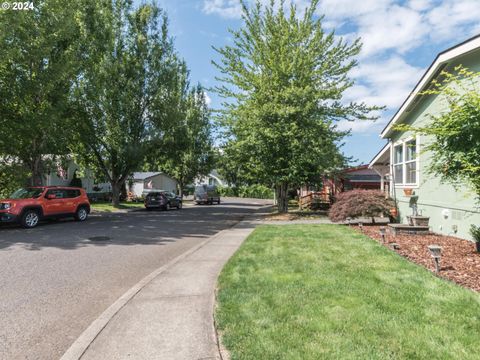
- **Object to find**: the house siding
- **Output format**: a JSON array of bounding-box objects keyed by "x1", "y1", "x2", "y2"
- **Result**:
[
  {"x1": 144, "y1": 174, "x2": 177, "y2": 193},
  {"x1": 389, "y1": 50, "x2": 480, "y2": 241},
  {"x1": 46, "y1": 162, "x2": 111, "y2": 193}
]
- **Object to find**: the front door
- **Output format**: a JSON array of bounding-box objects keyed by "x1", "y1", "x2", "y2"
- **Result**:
[
  {"x1": 64, "y1": 189, "x2": 81, "y2": 213},
  {"x1": 43, "y1": 189, "x2": 68, "y2": 216}
]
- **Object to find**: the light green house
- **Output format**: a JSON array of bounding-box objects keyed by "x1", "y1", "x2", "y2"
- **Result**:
[{"x1": 369, "y1": 35, "x2": 480, "y2": 241}]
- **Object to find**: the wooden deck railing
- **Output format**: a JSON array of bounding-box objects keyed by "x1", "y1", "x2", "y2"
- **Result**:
[{"x1": 299, "y1": 191, "x2": 331, "y2": 209}]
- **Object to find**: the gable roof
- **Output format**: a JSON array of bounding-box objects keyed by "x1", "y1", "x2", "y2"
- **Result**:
[
  {"x1": 369, "y1": 142, "x2": 391, "y2": 168},
  {"x1": 131, "y1": 172, "x2": 162, "y2": 180},
  {"x1": 381, "y1": 34, "x2": 480, "y2": 139}
]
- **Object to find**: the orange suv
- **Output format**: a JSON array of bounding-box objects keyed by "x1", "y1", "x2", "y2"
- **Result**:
[{"x1": 0, "y1": 186, "x2": 91, "y2": 228}]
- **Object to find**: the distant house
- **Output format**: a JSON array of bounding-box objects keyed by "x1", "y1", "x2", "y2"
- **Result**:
[
  {"x1": 45, "y1": 161, "x2": 111, "y2": 194},
  {"x1": 127, "y1": 172, "x2": 178, "y2": 198},
  {"x1": 369, "y1": 34, "x2": 480, "y2": 240},
  {"x1": 342, "y1": 165, "x2": 382, "y2": 191},
  {"x1": 299, "y1": 165, "x2": 381, "y2": 197},
  {"x1": 194, "y1": 170, "x2": 225, "y2": 187},
  {"x1": 47, "y1": 164, "x2": 178, "y2": 200},
  {"x1": 299, "y1": 165, "x2": 381, "y2": 209}
]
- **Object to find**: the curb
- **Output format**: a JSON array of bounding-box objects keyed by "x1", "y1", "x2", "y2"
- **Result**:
[{"x1": 60, "y1": 221, "x2": 240, "y2": 360}]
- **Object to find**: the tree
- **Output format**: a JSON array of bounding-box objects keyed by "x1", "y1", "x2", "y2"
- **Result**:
[
  {"x1": 213, "y1": 0, "x2": 378, "y2": 212},
  {"x1": 149, "y1": 62, "x2": 215, "y2": 197},
  {"x1": 396, "y1": 66, "x2": 480, "y2": 197},
  {"x1": 71, "y1": 0, "x2": 178, "y2": 207},
  {"x1": 0, "y1": 0, "x2": 81, "y2": 185}
]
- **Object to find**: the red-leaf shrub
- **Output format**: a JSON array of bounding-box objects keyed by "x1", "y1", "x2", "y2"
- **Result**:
[{"x1": 328, "y1": 190, "x2": 395, "y2": 222}]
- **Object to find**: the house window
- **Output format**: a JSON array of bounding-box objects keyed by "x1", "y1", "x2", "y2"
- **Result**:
[
  {"x1": 393, "y1": 145, "x2": 403, "y2": 184},
  {"x1": 393, "y1": 138, "x2": 418, "y2": 185},
  {"x1": 405, "y1": 139, "x2": 417, "y2": 184}
]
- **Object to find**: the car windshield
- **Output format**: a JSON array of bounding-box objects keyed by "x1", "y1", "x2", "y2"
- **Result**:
[{"x1": 9, "y1": 187, "x2": 44, "y2": 199}]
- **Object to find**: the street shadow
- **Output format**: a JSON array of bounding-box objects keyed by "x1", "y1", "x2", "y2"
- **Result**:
[{"x1": 0, "y1": 201, "x2": 270, "y2": 251}]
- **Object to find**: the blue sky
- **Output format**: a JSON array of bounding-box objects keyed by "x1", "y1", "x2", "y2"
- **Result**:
[{"x1": 155, "y1": 0, "x2": 480, "y2": 164}]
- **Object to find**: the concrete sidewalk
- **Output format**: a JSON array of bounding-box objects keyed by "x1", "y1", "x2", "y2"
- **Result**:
[{"x1": 61, "y1": 218, "x2": 260, "y2": 360}]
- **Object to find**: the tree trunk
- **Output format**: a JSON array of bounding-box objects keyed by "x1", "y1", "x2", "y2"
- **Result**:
[
  {"x1": 297, "y1": 187, "x2": 302, "y2": 211},
  {"x1": 28, "y1": 156, "x2": 44, "y2": 186},
  {"x1": 111, "y1": 181, "x2": 121, "y2": 208},
  {"x1": 276, "y1": 182, "x2": 289, "y2": 213},
  {"x1": 178, "y1": 181, "x2": 184, "y2": 199}
]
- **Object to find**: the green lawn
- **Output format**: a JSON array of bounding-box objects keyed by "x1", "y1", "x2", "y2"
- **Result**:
[
  {"x1": 90, "y1": 201, "x2": 144, "y2": 212},
  {"x1": 216, "y1": 225, "x2": 480, "y2": 360}
]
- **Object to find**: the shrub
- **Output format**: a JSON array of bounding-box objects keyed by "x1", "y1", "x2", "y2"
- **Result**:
[
  {"x1": 182, "y1": 185, "x2": 195, "y2": 196},
  {"x1": 217, "y1": 185, "x2": 239, "y2": 197},
  {"x1": 470, "y1": 225, "x2": 480, "y2": 243},
  {"x1": 238, "y1": 184, "x2": 273, "y2": 199},
  {"x1": 329, "y1": 189, "x2": 395, "y2": 222},
  {"x1": 217, "y1": 184, "x2": 273, "y2": 199}
]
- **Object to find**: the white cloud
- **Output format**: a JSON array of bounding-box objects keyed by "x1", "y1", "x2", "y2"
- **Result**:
[
  {"x1": 353, "y1": 5, "x2": 428, "y2": 57},
  {"x1": 339, "y1": 57, "x2": 423, "y2": 133},
  {"x1": 349, "y1": 57, "x2": 423, "y2": 108},
  {"x1": 204, "y1": 91, "x2": 212, "y2": 106},
  {"x1": 408, "y1": 0, "x2": 433, "y2": 11},
  {"x1": 426, "y1": 0, "x2": 480, "y2": 42},
  {"x1": 328, "y1": 0, "x2": 480, "y2": 57},
  {"x1": 317, "y1": 0, "x2": 392, "y2": 19},
  {"x1": 202, "y1": 0, "x2": 243, "y2": 19},
  {"x1": 202, "y1": 0, "x2": 313, "y2": 19}
]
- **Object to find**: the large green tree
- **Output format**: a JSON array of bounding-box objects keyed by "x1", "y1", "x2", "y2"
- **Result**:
[
  {"x1": 213, "y1": 0, "x2": 378, "y2": 212},
  {"x1": 0, "y1": 0, "x2": 81, "y2": 185},
  {"x1": 396, "y1": 66, "x2": 480, "y2": 197},
  {"x1": 148, "y1": 62, "x2": 215, "y2": 197},
  {"x1": 72, "y1": 0, "x2": 178, "y2": 206}
]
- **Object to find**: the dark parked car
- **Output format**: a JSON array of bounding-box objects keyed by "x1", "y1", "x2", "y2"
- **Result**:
[
  {"x1": 144, "y1": 191, "x2": 182, "y2": 210},
  {"x1": 194, "y1": 185, "x2": 220, "y2": 205}
]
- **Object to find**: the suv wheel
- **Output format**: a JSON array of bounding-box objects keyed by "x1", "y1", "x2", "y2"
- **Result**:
[
  {"x1": 177, "y1": 202, "x2": 182, "y2": 210},
  {"x1": 21, "y1": 210, "x2": 40, "y2": 229},
  {"x1": 75, "y1": 207, "x2": 88, "y2": 222},
  {"x1": 165, "y1": 203, "x2": 171, "y2": 211}
]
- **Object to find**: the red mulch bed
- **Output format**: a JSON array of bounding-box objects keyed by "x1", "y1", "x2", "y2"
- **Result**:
[{"x1": 354, "y1": 225, "x2": 480, "y2": 292}]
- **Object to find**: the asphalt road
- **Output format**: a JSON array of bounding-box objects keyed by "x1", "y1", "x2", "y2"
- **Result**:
[{"x1": 0, "y1": 198, "x2": 270, "y2": 360}]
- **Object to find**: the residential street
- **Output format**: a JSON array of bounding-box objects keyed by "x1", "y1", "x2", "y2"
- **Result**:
[{"x1": 0, "y1": 198, "x2": 270, "y2": 360}]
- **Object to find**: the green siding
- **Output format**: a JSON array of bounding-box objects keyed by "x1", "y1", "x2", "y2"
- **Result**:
[{"x1": 389, "y1": 49, "x2": 480, "y2": 241}]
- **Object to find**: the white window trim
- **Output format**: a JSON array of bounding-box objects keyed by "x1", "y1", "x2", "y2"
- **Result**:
[{"x1": 391, "y1": 135, "x2": 420, "y2": 188}]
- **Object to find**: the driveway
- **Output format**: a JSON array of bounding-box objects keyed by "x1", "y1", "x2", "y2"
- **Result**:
[{"x1": 0, "y1": 198, "x2": 270, "y2": 360}]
